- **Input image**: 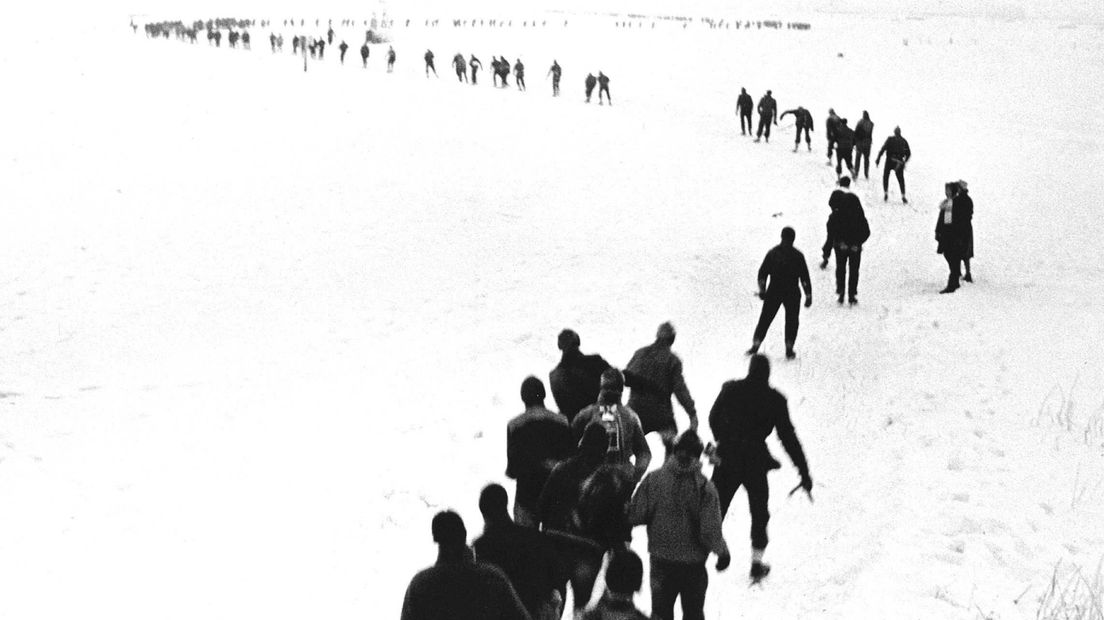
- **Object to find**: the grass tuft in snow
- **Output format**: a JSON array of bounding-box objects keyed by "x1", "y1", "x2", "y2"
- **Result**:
[{"x1": 1036, "y1": 558, "x2": 1104, "y2": 620}]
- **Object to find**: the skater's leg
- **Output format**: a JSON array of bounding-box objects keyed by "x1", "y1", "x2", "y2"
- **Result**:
[
  {"x1": 834, "y1": 249, "x2": 847, "y2": 297},
  {"x1": 745, "y1": 470, "x2": 771, "y2": 551},
  {"x1": 752, "y1": 296, "x2": 783, "y2": 346},
  {"x1": 782, "y1": 294, "x2": 800, "y2": 354},
  {"x1": 649, "y1": 558, "x2": 680, "y2": 620},
  {"x1": 679, "y1": 564, "x2": 708, "y2": 620},
  {"x1": 711, "y1": 466, "x2": 742, "y2": 519},
  {"x1": 849, "y1": 250, "x2": 861, "y2": 300}
]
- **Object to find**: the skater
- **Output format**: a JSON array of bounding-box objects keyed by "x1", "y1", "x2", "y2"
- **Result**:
[
  {"x1": 597, "y1": 72, "x2": 611, "y2": 105},
  {"x1": 360, "y1": 42, "x2": 369, "y2": 67},
  {"x1": 834, "y1": 118, "x2": 856, "y2": 178},
  {"x1": 547, "y1": 60, "x2": 561, "y2": 96},
  {"x1": 269, "y1": 32, "x2": 277, "y2": 52},
  {"x1": 453, "y1": 53, "x2": 468, "y2": 82},
  {"x1": 513, "y1": 58, "x2": 525, "y2": 91},
  {"x1": 497, "y1": 57, "x2": 510, "y2": 87},
  {"x1": 628, "y1": 431, "x2": 730, "y2": 620},
  {"x1": 469, "y1": 55, "x2": 482, "y2": 84},
  {"x1": 570, "y1": 368, "x2": 652, "y2": 485},
  {"x1": 241, "y1": 30, "x2": 250, "y2": 49},
  {"x1": 754, "y1": 90, "x2": 777, "y2": 143},
  {"x1": 579, "y1": 550, "x2": 650, "y2": 620},
  {"x1": 505, "y1": 377, "x2": 572, "y2": 527},
  {"x1": 473, "y1": 484, "x2": 562, "y2": 620},
  {"x1": 317, "y1": 39, "x2": 325, "y2": 59},
  {"x1": 549, "y1": 329, "x2": 611, "y2": 425},
  {"x1": 825, "y1": 177, "x2": 870, "y2": 304},
  {"x1": 935, "y1": 180, "x2": 973, "y2": 293},
  {"x1": 736, "y1": 88, "x2": 753, "y2": 135},
  {"x1": 854, "y1": 111, "x2": 874, "y2": 179},
  {"x1": 339, "y1": 40, "x2": 348, "y2": 64},
  {"x1": 825, "y1": 108, "x2": 841, "y2": 163},
  {"x1": 292, "y1": 35, "x2": 300, "y2": 54},
  {"x1": 400, "y1": 511, "x2": 530, "y2": 620},
  {"x1": 746, "y1": 227, "x2": 813, "y2": 360},
  {"x1": 326, "y1": 26, "x2": 334, "y2": 45},
  {"x1": 624, "y1": 322, "x2": 699, "y2": 457},
  {"x1": 708, "y1": 354, "x2": 813, "y2": 583},
  {"x1": 424, "y1": 49, "x2": 437, "y2": 77},
  {"x1": 387, "y1": 46, "x2": 396, "y2": 72},
  {"x1": 876, "y1": 126, "x2": 911, "y2": 203},
  {"x1": 584, "y1": 73, "x2": 597, "y2": 102},
  {"x1": 779, "y1": 105, "x2": 814, "y2": 151}
]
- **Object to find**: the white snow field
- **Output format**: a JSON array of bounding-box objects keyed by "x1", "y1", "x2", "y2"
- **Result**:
[{"x1": 2, "y1": 7, "x2": 1103, "y2": 619}]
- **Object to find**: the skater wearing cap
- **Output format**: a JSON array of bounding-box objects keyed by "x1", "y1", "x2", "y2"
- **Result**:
[
  {"x1": 708, "y1": 355, "x2": 813, "y2": 583},
  {"x1": 747, "y1": 227, "x2": 813, "y2": 360}
]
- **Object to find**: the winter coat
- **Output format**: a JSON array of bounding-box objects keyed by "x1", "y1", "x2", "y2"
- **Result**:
[
  {"x1": 708, "y1": 377, "x2": 810, "y2": 477},
  {"x1": 854, "y1": 117, "x2": 874, "y2": 148},
  {"x1": 474, "y1": 519, "x2": 560, "y2": 619},
  {"x1": 624, "y1": 343, "x2": 696, "y2": 431},
  {"x1": 736, "y1": 93, "x2": 753, "y2": 114},
  {"x1": 877, "y1": 135, "x2": 911, "y2": 164},
  {"x1": 826, "y1": 190, "x2": 871, "y2": 248},
  {"x1": 936, "y1": 190, "x2": 973, "y2": 256},
  {"x1": 506, "y1": 407, "x2": 573, "y2": 511},
  {"x1": 835, "y1": 124, "x2": 856, "y2": 152},
  {"x1": 758, "y1": 244, "x2": 812, "y2": 299},
  {"x1": 536, "y1": 453, "x2": 603, "y2": 534},
  {"x1": 576, "y1": 464, "x2": 635, "y2": 548},
  {"x1": 550, "y1": 351, "x2": 611, "y2": 423},
  {"x1": 826, "y1": 113, "x2": 841, "y2": 140},
  {"x1": 628, "y1": 459, "x2": 729, "y2": 564},
  {"x1": 571, "y1": 395, "x2": 651, "y2": 483},
  {"x1": 780, "y1": 108, "x2": 814, "y2": 129},
  {"x1": 401, "y1": 555, "x2": 532, "y2": 620},
  {"x1": 757, "y1": 95, "x2": 777, "y2": 121}
]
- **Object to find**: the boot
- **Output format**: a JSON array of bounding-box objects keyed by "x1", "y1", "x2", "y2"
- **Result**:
[
  {"x1": 745, "y1": 341, "x2": 761, "y2": 356},
  {"x1": 939, "y1": 275, "x2": 959, "y2": 294},
  {"x1": 849, "y1": 296, "x2": 858, "y2": 305},
  {"x1": 784, "y1": 340, "x2": 796, "y2": 360},
  {"x1": 793, "y1": 144, "x2": 799, "y2": 152},
  {"x1": 750, "y1": 560, "x2": 771, "y2": 581},
  {"x1": 902, "y1": 195, "x2": 909, "y2": 204},
  {"x1": 837, "y1": 293, "x2": 844, "y2": 305}
]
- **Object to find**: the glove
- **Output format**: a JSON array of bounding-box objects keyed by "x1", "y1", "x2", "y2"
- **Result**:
[
  {"x1": 716, "y1": 553, "x2": 731, "y2": 572},
  {"x1": 757, "y1": 289, "x2": 767, "y2": 300},
  {"x1": 819, "y1": 258, "x2": 828, "y2": 270},
  {"x1": 804, "y1": 296, "x2": 812, "y2": 308}
]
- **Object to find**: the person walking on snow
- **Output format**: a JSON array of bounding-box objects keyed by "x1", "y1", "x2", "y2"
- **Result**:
[
  {"x1": 825, "y1": 108, "x2": 841, "y2": 164},
  {"x1": 935, "y1": 180, "x2": 973, "y2": 293},
  {"x1": 424, "y1": 49, "x2": 437, "y2": 77},
  {"x1": 506, "y1": 377, "x2": 573, "y2": 528},
  {"x1": 597, "y1": 72, "x2": 611, "y2": 105},
  {"x1": 876, "y1": 126, "x2": 911, "y2": 203},
  {"x1": 338, "y1": 40, "x2": 348, "y2": 63},
  {"x1": 360, "y1": 42, "x2": 370, "y2": 67},
  {"x1": 708, "y1": 354, "x2": 813, "y2": 583},
  {"x1": 624, "y1": 322, "x2": 698, "y2": 458},
  {"x1": 549, "y1": 328, "x2": 611, "y2": 425},
  {"x1": 387, "y1": 46, "x2": 396, "y2": 71},
  {"x1": 746, "y1": 227, "x2": 813, "y2": 360},
  {"x1": 754, "y1": 90, "x2": 778, "y2": 143},
  {"x1": 453, "y1": 53, "x2": 468, "y2": 82},
  {"x1": 547, "y1": 60, "x2": 561, "y2": 96},
  {"x1": 780, "y1": 105, "x2": 814, "y2": 151},
  {"x1": 736, "y1": 88, "x2": 754, "y2": 135},
  {"x1": 469, "y1": 55, "x2": 483, "y2": 84},
  {"x1": 825, "y1": 177, "x2": 870, "y2": 304},
  {"x1": 514, "y1": 58, "x2": 526, "y2": 91},
  {"x1": 570, "y1": 368, "x2": 652, "y2": 485},
  {"x1": 854, "y1": 111, "x2": 874, "y2": 179},
  {"x1": 584, "y1": 73, "x2": 597, "y2": 103},
  {"x1": 834, "y1": 118, "x2": 856, "y2": 178}
]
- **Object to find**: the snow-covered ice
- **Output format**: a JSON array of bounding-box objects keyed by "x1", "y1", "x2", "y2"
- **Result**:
[{"x1": 1, "y1": 6, "x2": 1103, "y2": 619}]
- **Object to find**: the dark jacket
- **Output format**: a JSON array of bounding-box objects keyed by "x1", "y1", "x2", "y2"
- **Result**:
[
  {"x1": 550, "y1": 351, "x2": 611, "y2": 424},
  {"x1": 758, "y1": 244, "x2": 812, "y2": 299},
  {"x1": 708, "y1": 378, "x2": 809, "y2": 476},
  {"x1": 757, "y1": 95, "x2": 777, "y2": 121},
  {"x1": 474, "y1": 520, "x2": 559, "y2": 618},
  {"x1": 401, "y1": 554, "x2": 532, "y2": 620},
  {"x1": 826, "y1": 190, "x2": 870, "y2": 248},
  {"x1": 576, "y1": 464, "x2": 635, "y2": 548},
  {"x1": 854, "y1": 117, "x2": 874, "y2": 148},
  {"x1": 936, "y1": 190, "x2": 973, "y2": 256},
  {"x1": 826, "y1": 113, "x2": 841, "y2": 141},
  {"x1": 736, "y1": 93, "x2": 753, "y2": 115},
  {"x1": 571, "y1": 394, "x2": 651, "y2": 483},
  {"x1": 624, "y1": 342, "x2": 696, "y2": 431},
  {"x1": 780, "y1": 108, "x2": 814, "y2": 129},
  {"x1": 877, "y1": 135, "x2": 911, "y2": 164},
  {"x1": 506, "y1": 407, "x2": 573, "y2": 511},
  {"x1": 834, "y1": 124, "x2": 855, "y2": 152},
  {"x1": 628, "y1": 459, "x2": 729, "y2": 564},
  {"x1": 585, "y1": 75, "x2": 597, "y2": 89},
  {"x1": 537, "y1": 453, "x2": 603, "y2": 534}
]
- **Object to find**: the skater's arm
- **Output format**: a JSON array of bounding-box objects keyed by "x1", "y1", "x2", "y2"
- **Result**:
[
  {"x1": 671, "y1": 358, "x2": 697, "y2": 428},
  {"x1": 800, "y1": 258, "x2": 813, "y2": 305},
  {"x1": 708, "y1": 382, "x2": 734, "y2": 440},
  {"x1": 627, "y1": 413, "x2": 652, "y2": 484},
  {"x1": 775, "y1": 401, "x2": 810, "y2": 478},
  {"x1": 757, "y1": 254, "x2": 771, "y2": 296}
]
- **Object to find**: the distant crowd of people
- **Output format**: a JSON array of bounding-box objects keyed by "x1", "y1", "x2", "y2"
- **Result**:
[{"x1": 404, "y1": 323, "x2": 814, "y2": 619}]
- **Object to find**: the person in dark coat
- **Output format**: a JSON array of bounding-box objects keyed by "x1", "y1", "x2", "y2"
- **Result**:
[
  {"x1": 628, "y1": 432, "x2": 730, "y2": 620},
  {"x1": 747, "y1": 227, "x2": 813, "y2": 360},
  {"x1": 624, "y1": 322, "x2": 698, "y2": 457},
  {"x1": 780, "y1": 106, "x2": 814, "y2": 152},
  {"x1": 474, "y1": 485, "x2": 561, "y2": 620},
  {"x1": 570, "y1": 369, "x2": 652, "y2": 484},
  {"x1": 825, "y1": 108, "x2": 841, "y2": 163},
  {"x1": 400, "y1": 511, "x2": 532, "y2": 620},
  {"x1": 387, "y1": 46, "x2": 396, "y2": 71},
  {"x1": 736, "y1": 88, "x2": 754, "y2": 135},
  {"x1": 424, "y1": 49, "x2": 437, "y2": 77},
  {"x1": 360, "y1": 43, "x2": 370, "y2": 67},
  {"x1": 935, "y1": 181, "x2": 973, "y2": 293},
  {"x1": 834, "y1": 118, "x2": 856, "y2": 178},
  {"x1": 825, "y1": 177, "x2": 870, "y2": 304},
  {"x1": 338, "y1": 40, "x2": 348, "y2": 63},
  {"x1": 579, "y1": 550, "x2": 650, "y2": 620},
  {"x1": 506, "y1": 377, "x2": 573, "y2": 527},
  {"x1": 708, "y1": 355, "x2": 812, "y2": 581},
  {"x1": 584, "y1": 73, "x2": 597, "y2": 102},
  {"x1": 754, "y1": 90, "x2": 778, "y2": 143},
  {"x1": 547, "y1": 60, "x2": 561, "y2": 96},
  {"x1": 958, "y1": 180, "x2": 974, "y2": 283},
  {"x1": 470, "y1": 55, "x2": 483, "y2": 84},
  {"x1": 549, "y1": 329, "x2": 610, "y2": 425},
  {"x1": 317, "y1": 39, "x2": 325, "y2": 59},
  {"x1": 453, "y1": 53, "x2": 468, "y2": 82},
  {"x1": 876, "y1": 126, "x2": 911, "y2": 203},
  {"x1": 853, "y1": 111, "x2": 874, "y2": 179},
  {"x1": 514, "y1": 59, "x2": 526, "y2": 90},
  {"x1": 597, "y1": 72, "x2": 611, "y2": 105}
]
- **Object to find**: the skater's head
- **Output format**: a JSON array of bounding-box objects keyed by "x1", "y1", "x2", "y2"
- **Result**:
[
  {"x1": 862, "y1": 110, "x2": 870, "y2": 120},
  {"x1": 655, "y1": 321, "x2": 676, "y2": 345},
  {"x1": 766, "y1": 89, "x2": 772, "y2": 96},
  {"x1": 893, "y1": 126, "x2": 902, "y2": 136},
  {"x1": 557, "y1": 328, "x2": 581, "y2": 353},
  {"x1": 599, "y1": 367, "x2": 625, "y2": 395},
  {"x1": 841, "y1": 118, "x2": 848, "y2": 126},
  {"x1": 740, "y1": 87, "x2": 747, "y2": 94},
  {"x1": 478, "y1": 483, "x2": 510, "y2": 521},
  {"x1": 829, "y1": 108, "x2": 835, "y2": 115},
  {"x1": 956, "y1": 179, "x2": 968, "y2": 192},
  {"x1": 838, "y1": 176, "x2": 851, "y2": 188},
  {"x1": 944, "y1": 182, "x2": 957, "y2": 198},
  {"x1": 520, "y1": 376, "x2": 546, "y2": 407},
  {"x1": 605, "y1": 550, "x2": 644, "y2": 596},
  {"x1": 780, "y1": 226, "x2": 796, "y2": 246},
  {"x1": 672, "y1": 430, "x2": 704, "y2": 463},
  {"x1": 747, "y1": 354, "x2": 771, "y2": 384},
  {"x1": 430, "y1": 510, "x2": 467, "y2": 547}
]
